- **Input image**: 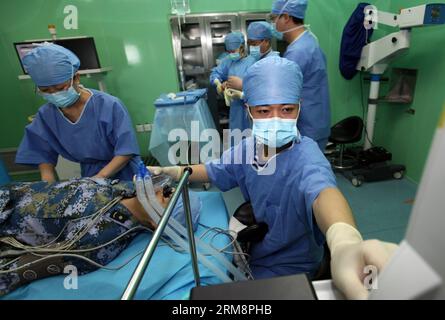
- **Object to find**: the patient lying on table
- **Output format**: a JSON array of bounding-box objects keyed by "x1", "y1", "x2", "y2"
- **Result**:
[{"x1": 0, "y1": 177, "x2": 201, "y2": 296}]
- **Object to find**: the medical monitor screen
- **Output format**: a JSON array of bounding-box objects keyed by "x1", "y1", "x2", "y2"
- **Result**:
[{"x1": 14, "y1": 37, "x2": 101, "y2": 74}]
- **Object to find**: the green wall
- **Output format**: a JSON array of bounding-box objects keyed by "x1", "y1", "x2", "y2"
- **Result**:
[
  {"x1": 0, "y1": 0, "x2": 273, "y2": 155},
  {"x1": 2, "y1": 0, "x2": 441, "y2": 183}
]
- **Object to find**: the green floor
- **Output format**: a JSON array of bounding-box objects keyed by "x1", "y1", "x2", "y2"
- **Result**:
[
  {"x1": 336, "y1": 175, "x2": 416, "y2": 243},
  {"x1": 214, "y1": 175, "x2": 417, "y2": 244}
]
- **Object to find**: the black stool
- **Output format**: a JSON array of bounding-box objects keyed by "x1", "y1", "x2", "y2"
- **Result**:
[{"x1": 328, "y1": 116, "x2": 363, "y2": 170}]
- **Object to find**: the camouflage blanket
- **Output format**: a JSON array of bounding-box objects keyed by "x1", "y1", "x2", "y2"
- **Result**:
[{"x1": 0, "y1": 178, "x2": 144, "y2": 296}]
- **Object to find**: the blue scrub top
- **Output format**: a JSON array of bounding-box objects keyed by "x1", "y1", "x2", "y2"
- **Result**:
[
  {"x1": 0, "y1": 158, "x2": 10, "y2": 186},
  {"x1": 210, "y1": 55, "x2": 257, "y2": 132},
  {"x1": 261, "y1": 50, "x2": 280, "y2": 59},
  {"x1": 205, "y1": 136, "x2": 337, "y2": 279},
  {"x1": 16, "y1": 89, "x2": 141, "y2": 181},
  {"x1": 284, "y1": 31, "x2": 331, "y2": 144}
]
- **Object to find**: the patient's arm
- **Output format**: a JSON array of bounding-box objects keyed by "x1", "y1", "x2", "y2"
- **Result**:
[{"x1": 39, "y1": 163, "x2": 57, "y2": 183}]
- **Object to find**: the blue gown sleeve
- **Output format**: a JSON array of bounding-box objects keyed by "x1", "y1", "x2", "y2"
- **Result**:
[
  {"x1": 299, "y1": 163, "x2": 337, "y2": 245},
  {"x1": 15, "y1": 114, "x2": 59, "y2": 166},
  {"x1": 210, "y1": 58, "x2": 231, "y2": 85},
  {"x1": 107, "y1": 99, "x2": 140, "y2": 157},
  {"x1": 205, "y1": 142, "x2": 244, "y2": 192}
]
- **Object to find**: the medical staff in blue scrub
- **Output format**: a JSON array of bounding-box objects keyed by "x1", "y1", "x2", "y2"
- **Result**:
[
  {"x1": 210, "y1": 32, "x2": 256, "y2": 131},
  {"x1": 270, "y1": 0, "x2": 331, "y2": 151},
  {"x1": 247, "y1": 21, "x2": 280, "y2": 61},
  {"x1": 220, "y1": 22, "x2": 280, "y2": 97},
  {"x1": 15, "y1": 43, "x2": 141, "y2": 182},
  {"x1": 216, "y1": 51, "x2": 229, "y2": 66},
  {"x1": 148, "y1": 57, "x2": 398, "y2": 300}
]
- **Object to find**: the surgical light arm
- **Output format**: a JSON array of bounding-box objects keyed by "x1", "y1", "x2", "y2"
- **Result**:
[
  {"x1": 397, "y1": 4, "x2": 445, "y2": 28},
  {"x1": 357, "y1": 3, "x2": 445, "y2": 149},
  {"x1": 358, "y1": 4, "x2": 445, "y2": 74},
  {"x1": 366, "y1": 4, "x2": 445, "y2": 29}
]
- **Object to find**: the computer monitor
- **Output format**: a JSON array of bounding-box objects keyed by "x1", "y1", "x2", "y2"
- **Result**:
[{"x1": 14, "y1": 36, "x2": 101, "y2": 74}]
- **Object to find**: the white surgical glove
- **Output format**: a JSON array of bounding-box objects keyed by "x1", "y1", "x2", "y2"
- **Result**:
[
  {"x1": 326, "y1": 222, "x2": 399, "y2": 300},
  {"x1": 225, "y1": 88, "x2": 244, "y2": 100},
  {"x1": 214, "y1": 79, "x2": 223, "y2": 95},
  {"x1": 146, "y1": 166, "x2": 182, "y2": 181},
  {"x1": 224, "y1": 90, "x2": 232, "y2": 107},
  {"x1": 223, "y1": 88, "x2": 244, "y2": 107}
]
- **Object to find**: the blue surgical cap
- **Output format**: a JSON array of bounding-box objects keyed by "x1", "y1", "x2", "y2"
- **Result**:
[
  {"x1": 224, "y1": 32, "x2": 245, "y2": 51},
  {"x1": 271, "y1": 0, "x2": 308, "y2": 20},
  {"x1": 22, "y1": 43, "x2": 80, "y2": 87},
  {"x1": 247, "y1": 21, "x2": 273, "y2": 41},
  {"x1": 243, "y1": 56, "x2": 303, "y2": 107}
]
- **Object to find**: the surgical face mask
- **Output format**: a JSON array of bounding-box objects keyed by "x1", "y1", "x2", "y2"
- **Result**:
[
  {"x1": 272, "y1": 20, "x2": 306, "y2": 40},
  {"x1": 271, "y1": 2, "x2": 307, "y2": 40},
  {"x1": 229, "y1": 52, "x2": 241, "y2": 61},
  {"x1": 251, "y1": 117, "x2": 299, "y2": 148},
  {"x1": 249, "y1": 45, "x2": 261, "y2": 60},
  {"x1": 40, "y1": 80, "x2": 81, "y2": 109},
  {"x1": 271, "y1": 22, "x2": 284, "y2": 40}
]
